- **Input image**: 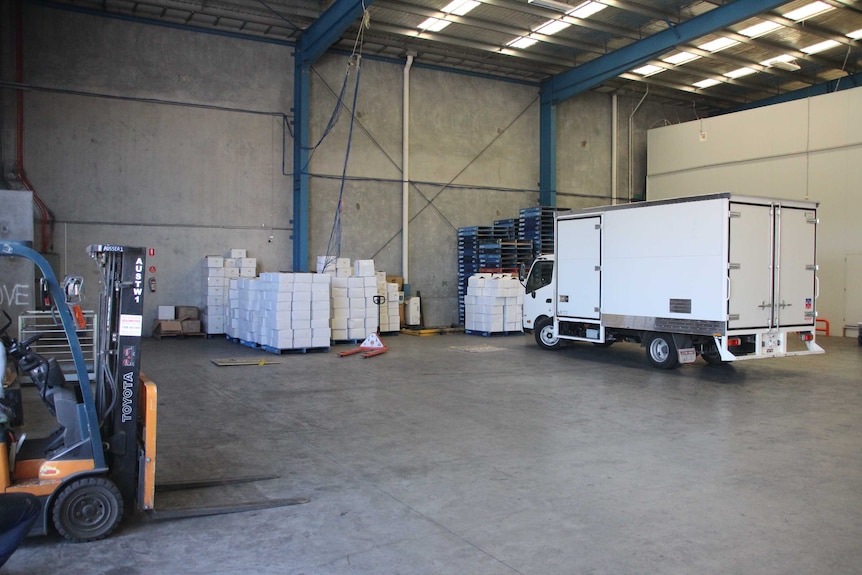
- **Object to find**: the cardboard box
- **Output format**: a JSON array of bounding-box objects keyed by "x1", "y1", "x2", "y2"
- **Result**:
[
  {"x1": 153, "y1": 320, "x2": 182, "y2": 336},
  {"x1": 176, "y1": 306, "x2": 199, "y2": 320},
  {"x1": 181, "y1": 319, "x2": 201, "y2": 333}
]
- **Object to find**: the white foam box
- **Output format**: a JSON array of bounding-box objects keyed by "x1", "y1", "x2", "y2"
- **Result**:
[
  {"x1": 311, "y1": 336, "x2": 329, "y2": 348},
  {"x1": 331, "y1": 277, "x2": 349, "y2": 289},
  {"x1": 354, "y1": 259, "x2": 375, "y2": 277},
  {"x1": 388, "y1": 302, "x2": 399, "y2": 315},
  {"x1": 205, "y1": 267, "x2": 225, "y2": 277},
  {"x1": 331, "y1": 287, "x2": 348, "y2": 299},
  {"x1": 205, "y1": 256, "x2": 224, "y2": 268},
  {"x1": 293, "y1": 328, "x2": 312, "y2": 339},
  {"x1": 230, "y1": 248, "x2": 247, "y2": 258},
  {"x1": 203, "y1": 276, "x2": 228, "y2": 287},
  {"x1": 347, "y1": 277, "x2": 364, "y2": 289},
  {"x1": 312, "y1": 273, "x2": 331, "y2": 284},
  {"x1": 332, "y1": 307, "x2": 349, "y2": 320},
  {"x1": 348, "y1": 328, "x2": 365, "y2": 339},
  {"x1": 363, "y1": 276, "x2": 376, "y2": 288},
  {"x1": 332, "y1": 328, "x2": 348, "y2": 340},
  {"x1": 311, "y1": 318, "x2": 330, "y2": 329},
  {"x1": 348, "y1": 298, "x2": 366, "y2": 311},
  {"x1": 317, "y1": 255, "x2": 336, "y2": 274},
  {"x1": 364, "y1": 286, "x2": 377, "y2": 298},
  {"x1": 311, "y1": 308, "x2": 330, "y2": 321},
  {"x1": 336, "y1": 258, "x2": 350, "y2": 269},
  {"x1": 336, "y1": 268, "x2": 352, "y2": 277},
  {"x1": 239, "y1": 267, "x2": 256, "y2": 278},
  {"x1": 292, "y1": 282, "x2": 312, "y2": 293},
  {"x1": 347, "y1": 287, "x2": 365, "y2": 298},
  {"x1": 332, "y1": 297, "x2": 349, "y2": 309},
  {"x1": 224, "y1": 268, "x2": 240, "y2": 278},
  {"x1": 205, "y1": 286, "x2": 225, "y2": 297},
  {"x1": 347, "y1": 318, "x2": 365, "y2": 329},
  {"x1": 157, "y1": 306, "x2": 175, "y2": 320},
  {"x1": 235, "y1": 257, "x2": 256, "y2": 268},
  {"x1": 331, "y1": 317, "x2": 348, "y2": 330},
  {"x1": 312, "y1": 327, "x2": 331, "y2": 339},
  {"x1": 224, "y1": 258, "x2": 237, "y2": 268},
  {"x1": 311, "y1": 283, "x2": 330, "y2": 296},
  {"x1": 291, "y1": 318, "x2": 311, "y2": 329},
  {"x1": 311, "y1": 299, "x2": 330, "y2": 311},
  {"x1": 365, "y1": 306, "x2": 378, "y2": 319},
  {"x1": 291, "y1": 309, "x2": 311, "y2": 321},
  {"x1": 292, "y1": 292, "x2": 312, "y2": 304},
  {"x1": 206, "y1": 295, "x2": 224, "y2": 308},
  {"x1": 293, "y1": 273, "x2": 313, "y2": 284}
]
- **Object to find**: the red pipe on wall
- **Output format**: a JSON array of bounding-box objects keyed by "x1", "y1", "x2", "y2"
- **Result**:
[{"x1": 15, "y1": 0, "x2": 54, "y2": 252}]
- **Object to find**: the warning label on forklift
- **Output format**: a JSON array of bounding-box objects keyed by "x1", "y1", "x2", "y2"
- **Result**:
[{"x1": 119, "y1": 314, "x2": 143, "y2": 337}]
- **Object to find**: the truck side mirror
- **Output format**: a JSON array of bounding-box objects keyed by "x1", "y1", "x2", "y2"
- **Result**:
[{"x1": 518, "y1": 263, "x2": 527, "y2": 283}]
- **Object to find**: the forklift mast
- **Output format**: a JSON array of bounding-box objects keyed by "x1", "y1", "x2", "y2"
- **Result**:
[{"x1": 87, "y1": 245, "x2": 146, "y2": 510}]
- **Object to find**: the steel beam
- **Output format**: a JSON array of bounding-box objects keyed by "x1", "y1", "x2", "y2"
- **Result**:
[
  {"x1": 293, "y1": 0, "x2": 375, "y2": 270},
  {"x1": 539, "y1": 91, "x2": 556, "y2": 207},
  {"x1": 542, "y1": 0, "x2": 791, "y2": 105}
]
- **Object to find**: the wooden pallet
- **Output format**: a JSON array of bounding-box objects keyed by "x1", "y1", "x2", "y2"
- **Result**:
[
  {"x1": 152, "y1": 331, "x2": 206, "y2": 340},
  {"x1": 211, "y1": 358, "x2": 282, "y2": 367},
  {"x1": 464, "y1": 329, "x2": 524, "y2": 337}
]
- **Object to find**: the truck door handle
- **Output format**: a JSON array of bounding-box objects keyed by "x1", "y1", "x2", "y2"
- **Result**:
[{"x1": 545, "y1": 298, "x2": 552, "y2": 303}]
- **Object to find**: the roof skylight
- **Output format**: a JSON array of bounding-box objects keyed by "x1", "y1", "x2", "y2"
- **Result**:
[{"x1": 417, "y1": 0, "x2": 480, "y2": 33}]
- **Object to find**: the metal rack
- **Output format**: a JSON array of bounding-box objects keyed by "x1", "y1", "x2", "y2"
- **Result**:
[{"x1": 18, "y1": 310, "x2": 97, "y2": 382}]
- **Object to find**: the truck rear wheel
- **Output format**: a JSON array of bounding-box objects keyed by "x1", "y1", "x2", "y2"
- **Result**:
[
  {"x1": 534, "y1": 317, "x2": 562, "y2": 350},
  {"x1": 645, "y1": 332, "x2": 679, "y2": 369}
]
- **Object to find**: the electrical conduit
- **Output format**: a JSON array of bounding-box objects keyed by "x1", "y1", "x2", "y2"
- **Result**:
[{"x1": 402, "y1": 54, "x2": 413, "y2": 296}]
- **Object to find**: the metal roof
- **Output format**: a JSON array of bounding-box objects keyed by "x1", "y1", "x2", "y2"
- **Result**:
[{"x1": 43, "y1": 0, "x2": 862, "y2": 112}]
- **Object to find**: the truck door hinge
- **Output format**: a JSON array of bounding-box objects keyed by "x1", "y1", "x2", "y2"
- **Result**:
[
  {"x1": 728, "y1": 313, "x2": 740, "y2": 321},
  {"x1": 806, "y1": 218, "x2": 819, "y2": 225},
  {"x1": 729, "y1": 211, "x2": 741, "y2": 218},
  {"x1": 728, "y1": 263, "x2": 741, "y2": 270},
  {"x1": 594, "y1": 265, "x2": 601, "y2": 271},
  {"x1": 805, "y1": 264, "x2": 819, "y2": 271},
  {"x1": 594, "y1": 224, "x2": 601, "y2": 230}
]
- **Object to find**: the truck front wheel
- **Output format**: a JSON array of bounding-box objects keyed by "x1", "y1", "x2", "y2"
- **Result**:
[
  {"x1": 645, "y1": 332, "x2": 679, "y2": 369},
  {"x1": 534, "y1": 317, "x2": 562, "y2": 350}
]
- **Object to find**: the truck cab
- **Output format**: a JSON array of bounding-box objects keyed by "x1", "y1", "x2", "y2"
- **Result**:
[{"x1": 521, "y1": 255, "x2": 558, "y2": 347}]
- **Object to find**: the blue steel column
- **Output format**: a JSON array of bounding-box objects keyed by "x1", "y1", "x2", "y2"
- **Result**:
[
  {"x1": 293, "y1": 61, "x2": 311, "y2": 272},
  {"x1": 539, "y1": 85, "x2": 556, "y2": 207},
  {"x1": 291, "y1": 0, "x2": 375, "y2": 272}
]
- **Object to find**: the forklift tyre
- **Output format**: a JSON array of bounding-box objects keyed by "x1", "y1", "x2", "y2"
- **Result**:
[
  {"x1": 645, "y1": 332, "x2": 680, "y2": 369},
  {"x1": 534, "y1": 317, "x2": 562, "y2": 350},
  {"x1": 53, "y1": 476, "x2": 124, "y2": 542}
]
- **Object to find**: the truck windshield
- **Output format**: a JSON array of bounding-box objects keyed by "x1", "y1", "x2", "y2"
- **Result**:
[{"x1": 526, "y1": 260, "x2": 553, "y2": 293}]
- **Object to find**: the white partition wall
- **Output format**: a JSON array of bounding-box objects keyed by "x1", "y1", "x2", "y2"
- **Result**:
[{"x1": 646, "y1": 87, "x2": 862, "y2": 337}]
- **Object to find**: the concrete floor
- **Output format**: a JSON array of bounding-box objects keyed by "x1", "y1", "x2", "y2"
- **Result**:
[{"x1": 6, "y1": 333, "x2": 862, "y2": 574}]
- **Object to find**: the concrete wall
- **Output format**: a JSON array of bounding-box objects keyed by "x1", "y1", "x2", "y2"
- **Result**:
[
  {"x1": 2, "y1": 4, "x2": 694, "y2": 332},
  {"x1": 647, "y1": 87, "x2": 862, "y2": 337}
]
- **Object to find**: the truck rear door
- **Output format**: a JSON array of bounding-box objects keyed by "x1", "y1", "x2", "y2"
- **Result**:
[
  {"x1": 727, "y1": 201, "x2": 817, "y2": 330},
  {"x1": 555, "y1": 216, "x2": 601, "y2": 320}
]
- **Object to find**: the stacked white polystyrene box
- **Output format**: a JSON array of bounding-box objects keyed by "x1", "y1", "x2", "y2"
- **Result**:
[
  {"x1": 329, "y1": 258, "x2": 378, "y2": 341},
  {"x1": 464, "y1": 274, "x2": 524, "y2": 334},
  {"x1": 377, "y1": 272, "x2": 401, "y2": 333},
  {"x1": 316, "y1": 255, "x2": 336, "y2": 276},
  {"x1": 247, "y1": 273, "x2": 331, "y2": 350},
  {"x1": 202, "y1": 256, "x2": 227, "y2": 334},
  {"x1": 234, "y1": 277, "x2": 261, "y2": 342}
]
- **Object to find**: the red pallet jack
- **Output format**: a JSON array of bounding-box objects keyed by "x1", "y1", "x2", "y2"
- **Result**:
[
  {"x1": 338, "y1": 296, "x2": 389, "y2": 358},
  {"x1": 337, "y1": 332, "x2": 388, "y2": 358}
]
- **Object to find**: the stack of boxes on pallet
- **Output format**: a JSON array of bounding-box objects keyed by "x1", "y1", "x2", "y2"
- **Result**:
[
  {"x1": 377, "y1": 274, "x2": 400, "y2": 334},
  {"x1": 318, "y1": 256, "x2": 401, "y2": 341},
  {"x1": 464, "y1": 274, "x2": 524, "y2": 334},
  {"x1": 202, "y1": 249, "x2": 256, "y2": 335},
  {"x1": 252, "y1": 273, "x2": 332, "y2": 350}
]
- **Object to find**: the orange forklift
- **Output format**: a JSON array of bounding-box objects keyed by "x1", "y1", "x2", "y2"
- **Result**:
[{"x1": 1, "y1": 241, "x2": 306, "y2": 541}]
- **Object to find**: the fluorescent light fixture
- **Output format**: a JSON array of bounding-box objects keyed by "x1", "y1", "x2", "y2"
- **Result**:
[
  {"x1": 443, "y1": 0, "x2": 480, "y2": 16},
  {"x1": 527, "y1": 0, "x2": 574, "y2": 12},
  {"x1": 848, "y1": 29, "x2": 862, "y2": 40},
  {"x1": 662, "y1": 51, "x2": 699, "y2": 65},
  {"x1": 418, "y1": 17, "x2": 450, "y2": 31},
  {"x1": 508, "y1": 36, "x2": 538, "y2": 49},
  {"x1": 739, "y1": 21, "x2": 782, "y2": 38},
  {"x1": 783, "y1": 1, "x2": 832, "y2": 21},
  {"x1": 698, "y1": 37, "x2": 739, "y2": 52},
  {"x1": 724, "y1": 67, "x2": 757, "y2": 79},
  {"x1": 693, "y1": 78, "x2": 721, "y2": 89},
  {"x1": 535, "y1": 19, "x2": 571, "y2": 35},
  {"x1": 801, "y1": 39, "x2": 840, "y2": 54},
  {"x1": 569, "y1": 1, "x2": 606, "y2": 18},
  {"x1": 760, "y1": 54, "x2": 801, "y2": 70},
  {"x1": 632, "y1": 64, "x2": 663, "y2": 76}
]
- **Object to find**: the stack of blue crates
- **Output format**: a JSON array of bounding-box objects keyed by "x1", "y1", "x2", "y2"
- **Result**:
[
  {"x1": 517, "y1": 206, "x2": 569, "y2": 258},
  {"x1": 457, "y1": 223, "x2": 512, "y2": 324}
]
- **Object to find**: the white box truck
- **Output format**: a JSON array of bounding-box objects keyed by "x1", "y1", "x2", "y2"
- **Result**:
[{"x1": 521, "y1": 193, "x2": 824, "y2": 368}]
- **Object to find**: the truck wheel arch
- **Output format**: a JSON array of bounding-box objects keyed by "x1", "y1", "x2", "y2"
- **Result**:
[{"x1": 534, "y1": 316, "x2": 562, "y2": 350}]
